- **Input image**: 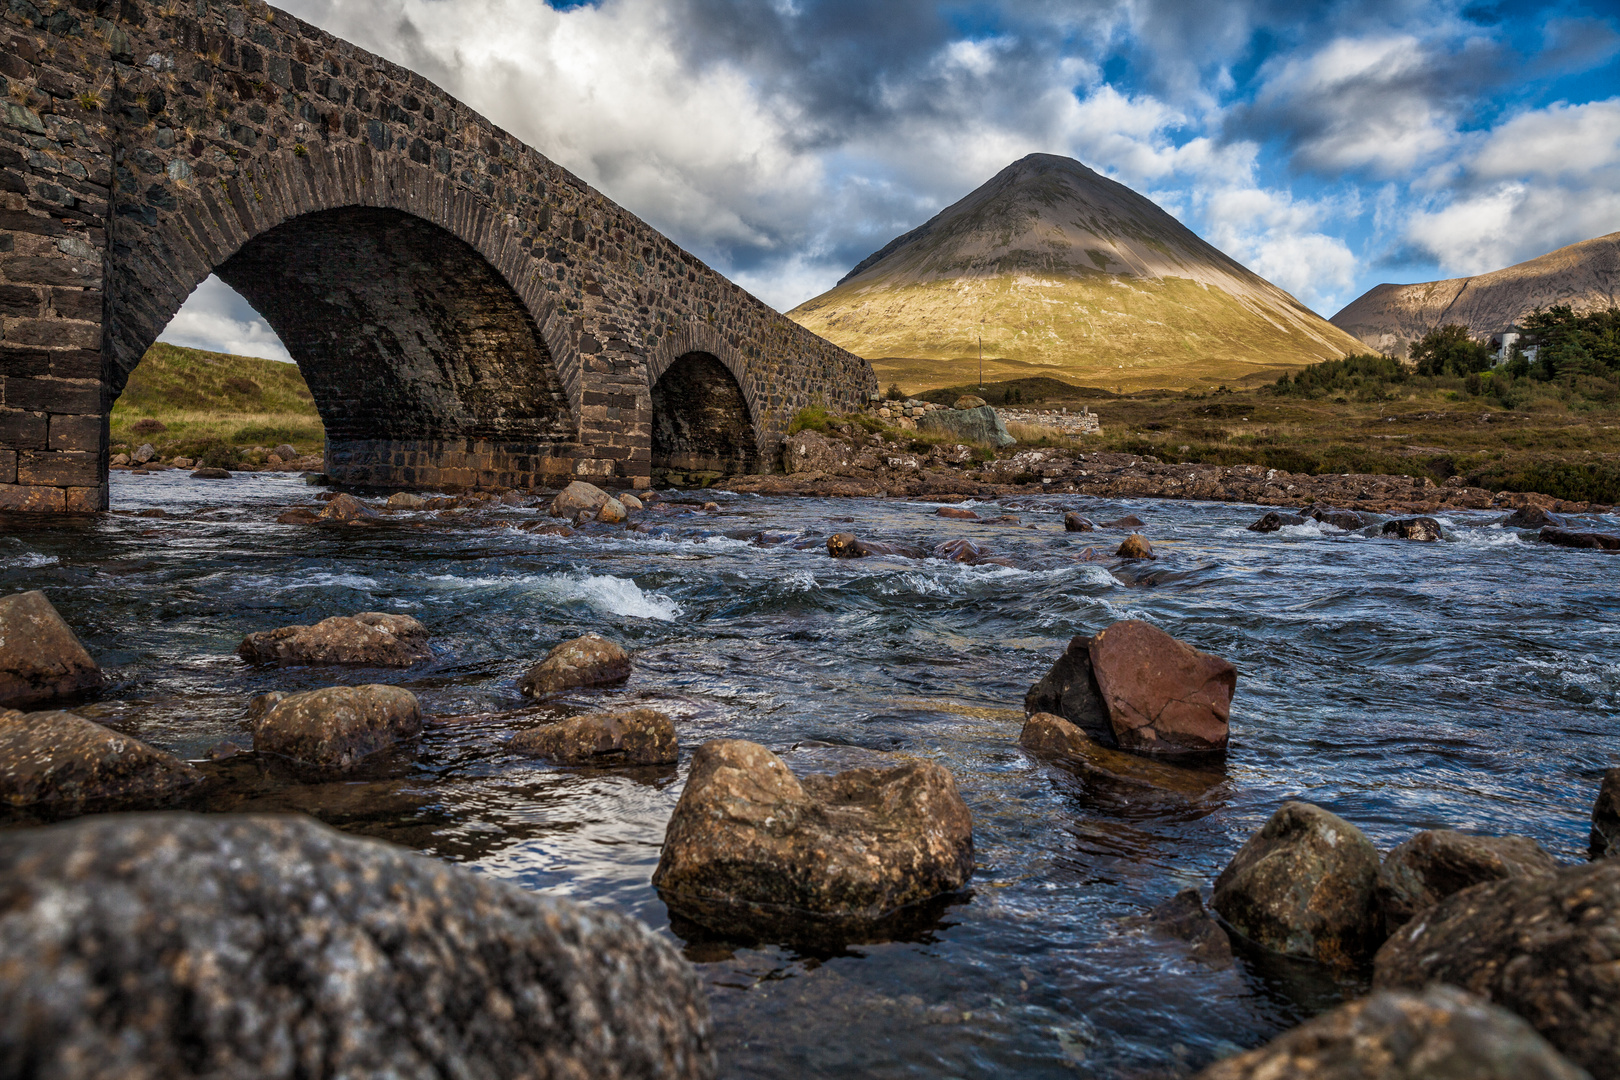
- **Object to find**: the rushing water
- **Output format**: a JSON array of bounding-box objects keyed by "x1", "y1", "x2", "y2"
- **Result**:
[{"x1": 4, "y1": 471, "x2": 1619, "y2": 1077}]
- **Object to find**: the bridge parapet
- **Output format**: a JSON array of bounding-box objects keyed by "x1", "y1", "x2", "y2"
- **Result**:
[{"x1": 0, "y1": 0, "x2": 874, "y2": 510}]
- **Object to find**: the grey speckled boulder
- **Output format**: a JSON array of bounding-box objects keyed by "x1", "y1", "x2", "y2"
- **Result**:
[
  {"x1": 1376, "y1": 829, "x2": 1559, "y2": 929},
  {"x1": 1212, "y1": 801, "x2": 1381, "y2": 968},
  {"x1": 1374, "y1": 858, "x2": 1620, "y2": 1080},
  {"x1": 512, "y1": 708, "x2": 678, "y2": 765},
  {"x1": 1194, "y1": 986, "x2": 1589, "y2": 1080},
  {"x1": 918, "y1": 404, "x2": 1015, "y2": 447},
  {"x1": 653, "y1": 739, "x2": 973, "y2": 935},
  {"x1": 0, "y1": 708, "x2": 202, "y2": 807},
  {"x1": 0, "y1": 590, "x2": 102, "y2": 707},
  {"x1": 519, "y1": 634, "x2": 632, "y2": 697},
  {"x1": 0, "y1": 813, "x2": 714, "y2": 1080},
  {"x1": 237, "y1": 612, "x2": 433, "y2": 667},
  {"x1": 252, "y1": 684, "x2": 422, "y2": 770}
]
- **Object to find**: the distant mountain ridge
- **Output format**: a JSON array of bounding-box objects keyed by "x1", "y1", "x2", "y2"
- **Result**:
[
  {"x1": 1331, "y1": 232, "x2": 1620, "y2": 357},
  {"x1": 788, "y1": 153, "x2": 1364, "y2": 390}
]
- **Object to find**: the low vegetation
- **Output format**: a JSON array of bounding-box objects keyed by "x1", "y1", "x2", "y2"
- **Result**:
[{"x1": 111, "y1": 343, "x2": 324, "y2": 463}]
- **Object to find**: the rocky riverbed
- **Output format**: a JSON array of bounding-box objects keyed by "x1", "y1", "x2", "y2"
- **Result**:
[{"x1": 2, "y1": 469, "x2": 1618, "y2": 1077}]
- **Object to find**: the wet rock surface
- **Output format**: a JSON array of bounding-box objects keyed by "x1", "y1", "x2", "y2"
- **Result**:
[
  {"x1": 238, "y1": 612, "x2": 433, "y2": 667},
  {"x1": 1592, "y1": 768, "x2": 1620, "y2": 858},
  {"x1": 0, "y1": 708, "x2": 202, "y2": 806},
  {"x1": 251, "y1": 684, "x2": 423, "y2": 770},
  {"x1": 1063, "y1": 510, "x2": 1094, "y2": 531},
  {"x1": 1024, "y1": 636, "x2": 1112, "y2": 743},
  {"x1": 1248, "y1": 511, "x2": 1305, "y2": 532},
  {"x1": 1194, "y1": 986, "x2": 1590, "y2": 1080},
  {"x1": 0, "y1": 813, "x2": 714, "y2": 1079},
  {"x1": 552, "y1": 480, "x2": 612, "y2": 518},
  {"x1": 519, "y1": 633, "x2": 633, "y2": 696},
  {"x1": 1382, "y1": 516, "x2": 1443, "y2": 541},
  {"x1": 1374, "y1": 858, "x2": 1620, "y2": 1080},
  {"x1": 1116, "y1": 533, "x2": 1155, "y2": 559},
  {"x1": 1504, "y1": 505, "x2": 1560, "y2": 527},
  {"x1": 652, "y1": 739, "x2": 974, "y2": 937},
  {"x1": 0, "y1": 590, "x2": 103, "y2": 708},
  {"x1": 317, "y1": 492, "x2": 380, "y2": 524},
  {"x1": 1019, "y1": 713, "x2": 1226, "y2": 796},
  {"x1": 1121, "y1": 888, "x2": 1233, "y2": 969},
  {"x1": 511, "y1": 708, "x2": 678, "y2": 765},
  {"x1": 1539, "y1": 526, "x2": 1620, "y2": 551},
  {"x1": 1376, "y1": 829, "x2": 1560, "y2": 929},
  {"x1": 1213, "y1": 801, "x2": 1382, "y2": 967},
  {"x1": 1089, "y1": 620, "x2": 1235, "y2": 754},
  {"x1": 826, "y1": 533, "x2": 928, "y2": 559}
]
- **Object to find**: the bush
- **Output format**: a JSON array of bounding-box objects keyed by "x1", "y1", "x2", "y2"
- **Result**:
[
  {"x1": 884, "y1": 384, "x2": 904, "y2": 401},
  {"x1": 130, "y1": 418, "x2": 167, "y2": 435},
  {"x1": 787, "y1": 405, "x2": 831, "y2": 434}
]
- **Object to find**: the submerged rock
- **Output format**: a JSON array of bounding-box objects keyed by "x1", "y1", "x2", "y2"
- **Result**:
[
  {"x1": 0, "y1": 708, "x2": 202, "y2": 806},
  {"x1": 387, "y1": 491, "x2": 427, "y2": 509},
  {"x1": 1116, "y1": 533, "x2": 1155, "y2": 559},
  {"x1": 1374, "y1": 858, "x2": 1620, "y2": 1080},
  {"x1": 1383, "y1": 516, "x2": 1443, "y2": 541},
  {"x1": 1063, "y1": 511, "x2": 1094, "y2": 532},
  {"x1": 918, "y1": 404, "x2": 1015, "y2": 447},
  {"x1": 1121, "y1": 888, "x2": 1233, "y2": 968},
  {"x1": 1193, "y1": 986, "x2": 1589, "y2": 1080},
  {"x1": 1089, "y1": 620, "x2": 1234, "y2": 754},
  {"x1": 551, "y1": 480, "x2": 612, "y2": 518},
  {"x1": 519, "y1": 634, "x2": 632, "y2": 697},
  {"x1": 237, "y1": 613, "x2": 433, "y2": 667},
  {"x1": 1019, "y1": 713, "x2": 1225, "y2": 796},
  {"x1": 1024, "y1": 636, "x2": 1112, "y2": 743},
  {"x1": 827, "y1": 533, "x2": 928, "y2": 559},
  {"x1": 190, "y1": 467, "x2": 230, "y2": 480},
  {"x1": 1377, "y1": 829, "x2": 1559, "y2": 929},
  {"x1": 597, "y1": 497, "x2": 628, "y2": 524},
  {"x1": 511, "y1": 708, "x2": 677, "y2": 766},
  {"x1": 1592, "y1": 768, "x2": 1620, "y2": 859},
  {"x1": 1540, "y1": 526, "x2": 1620, "y2": 551},
  {"x1": 0, "y1": 813, "x2": 714, "y2": 1079},
  {"x1": 652, "y1": 739, "x2": 973, "y2": 934},
  {"x1": 252, "y1": 685, "x2": 423, "y2": 771},
  {"x1": 1503, "y1": 505, "x2": 1560, "y2": 528},
  {"x1": 1311, "y1": 508, "x2": 1369, "y2": 530},
  {"x1": 0, "y1": 590, "x2": 103, "y2": 707},
  {"x1": 1247, "y1": 511, "x2": 1305, "y2": 533},
  {"x1": 318, "y1": 492, "x2": 379, "y2": 524},
  {"x1": 1103, "y1": 514, "x2": 1147, "y2": 528},
  {"x1": 275, "y1": 506, "x2": 321, "y2": 525},
  {"x1": 936, "y1": 506, "x2": 979, "y2": 520},
  {"x1": 1212, "y1": 801, "x2": 1381, "y2": 967}
]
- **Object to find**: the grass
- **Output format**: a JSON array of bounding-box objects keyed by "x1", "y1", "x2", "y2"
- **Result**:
[{"x1": 111, "y1": 342, "x2": 324, "y2": 461}]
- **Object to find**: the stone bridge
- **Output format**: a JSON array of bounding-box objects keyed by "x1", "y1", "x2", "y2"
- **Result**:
[{"x1": 0, "y1": 0, "x2": 875, "y2": 511}]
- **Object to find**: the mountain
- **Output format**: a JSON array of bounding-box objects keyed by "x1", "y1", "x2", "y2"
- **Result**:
[
  {"x1": 786, "y1": 153, "x2": 1365, "y2": 391},
  {"x1": 1331, "y1": 233, "x2": 1620, "y2": 357}
]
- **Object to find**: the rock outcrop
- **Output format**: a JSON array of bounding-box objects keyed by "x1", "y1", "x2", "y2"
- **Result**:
[
  {"x1": 652, "y1": 739, "x2": 973, "y2": 936},
  {"x1": 237, "y1": 613, "x2": 433, "y2": 667},
  {"x1": 1089, "y1": 621, "x2": 1235, "y2": 754},
  {"x1": 1374, "y1": 858, "x2": 1620, "y2": 1080},
  {"x1": 251, "y1": 685, "x2": 423, "y2": 771},
  {"x1": 519, "y1": 634, "x2": 632, "y2": 697},
  {"x1": 1063, "y1": 511, "x2": 1093, "y2": 531},
  {"x1": 1376, "y1": 829, "x2": 1560, "y2": 929},
  {"x1": 1193, "y1": 986, "x2": 1590, "y2": 1080},
  {"x1": 0, "y1": 590, "x2": 103, "y2": 707},
  {"x1": 0, "y1": 813, "x2": 714, "y2": 1079},
  {"x1": 0, "y1": 708, "x2": 202, "y2": 806},
  {"x1": 826, "y1": 533, "x2": 927, "y2": 559},
  {"x1": 1212, "y1": 801, "x2": 1382, "y2": 967},
  {"x1": 511, "y1": 708, "x2": 678, "y2": 766},
  {"x1": 317, "y1": 492, "x2": 380, "y2": 524},
  {"x1": 783, "y1": 430, "x2": 856, "y2": 474}
]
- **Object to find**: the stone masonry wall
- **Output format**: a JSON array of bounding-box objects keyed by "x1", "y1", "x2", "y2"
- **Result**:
[{"x1": 0, "y1": 0, "x2": 875, "y2": 510}]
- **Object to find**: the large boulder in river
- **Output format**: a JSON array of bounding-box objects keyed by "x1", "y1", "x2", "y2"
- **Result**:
[
  {"x1": 551, "y1": 480, "x2": 612, "y2": 518},
  {"x1": 1504, "y1": 505, "x2": 1560, "y2": 528},
  {"x1": 512, "y1": 708, "x2": 677, "y2": 766},
  {"x1": 1539, "y1": 526, "x2": 1620, "y2": 551},
  {"x1": 519, "y1": 633, "x2": 632, "y2": 697},
  {"x1": 1591, "y1": 768, "x2": 1620, "y2": 859},
  {"x1": 1063, "y1": 511, "x2": 1093, "y2": 532},
  {"x1": 251, "y1": 684, "x2": 422, "y2": 771},
  {"x1": 1024, "y1": 636, "x2": 1112, "y2": 743},
  {"x1": 1382, "y1": 516, "x2": 1443, "y2": 541},
  {"x1": 1376, "y1": 829, "x2": 1559, "y2": 929},
  {"x1": 1089, "y1": 620, "x2": 1235, "y2": 754},
  {"x1": 1310, "y1": 508, "x2": 1369, "y2": 531},
  {"x1": 1212, "y1": 801, "x2": 1381, "y2": 967},
  {"x1": 238, "y1": 612, "x2": 433, "y2": 667},
  {"x1": 1247, "y1": 511, "x2": 1304, "y2": 533},
  {"x1": 317, "y1": 492, "x2": 380, "y2": 523},
  {"x1": 0, "y1": 590, "x2": 102, "y2": 707},
  {"x1": 1115, "y1": 533, "x2": 1155, "y2": 559},
  {"x1": 0, "y1": 813, "x2": 714, "y2": 1079},
  {"x1": 1374, "y1": 858, "x2": 1620, "y2": 1080},
  {"x1": 652, "y1": 739, "x2": 973, "y2": 935},
  {"x1": 1, "y1": 708, "x2": 202, "y2": 806},
  {"x1": 1193, "y1": 985, "x2": 1590, "y2": 1080},
  {"x1": 918, "y1": 404, "x2": 1015, "y2": 447}
]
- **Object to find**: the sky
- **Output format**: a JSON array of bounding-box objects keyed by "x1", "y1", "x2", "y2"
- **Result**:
[{"x1": 159, "y1": 0, "x2": 1620, "y2": 362}]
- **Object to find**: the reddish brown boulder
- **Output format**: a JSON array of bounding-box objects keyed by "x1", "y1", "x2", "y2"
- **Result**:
[
  {"x1": 252, "y1": 684, "x2": 423, "y2": 771},
  {"x1": 1024, "y1": 636, "x2": 1112, "y2": 743},
  {"x1": 238, "y1": 613, "x2": 433, "y2": 667},
  {"x1": 519, "y1": 634, "x2": 632, "y2": 697},
  {"x1": 1377, "y1": 829, "x2": 1560, "y2": 929},
  {"x1": 1115, "y1": 533, "x2": 1154, "y2": 559},
  {"x1": 511, "y1": 708, "x2": 677, "y2": 766},
  {"x1": 318, "y1": 493, "x2": 380, "y2": 524},
  {"x1": 1212, "y1": 801, "x2": 1382, "y2": 967},
  {"x1": 652, "y1": 739, "x2": 973, "y2": 934},
  {"x1": 0, "y1": 591, "x2": 103, "y2": 707},
  {"x1": 935, "y1": 507, "x2": 978, "y2": 520},
  {"x1": 1088, "y1": 620, "x2": 1234, "y2": 753},
  {"x1": 1, "y1": 708, "x2": 202, "y2": 806},
  {"x1": 1063, "y1": 511, "x2": 1094, "y2": 532},
  {"x1": 1121, "y1": 888, "x2": 1233, "y2": 968}
]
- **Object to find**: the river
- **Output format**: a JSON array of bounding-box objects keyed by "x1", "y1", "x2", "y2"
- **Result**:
[{"x1": 3, "y1": 470, "x2": 1617, "y2": 1077}]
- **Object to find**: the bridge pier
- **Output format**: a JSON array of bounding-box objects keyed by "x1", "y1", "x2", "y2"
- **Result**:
[{"x1": 0, "y1": 0, "x2": 873, "y2": 513}]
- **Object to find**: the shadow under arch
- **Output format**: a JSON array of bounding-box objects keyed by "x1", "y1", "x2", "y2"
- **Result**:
[{"x1": 650, "y1": 351, "x2": 761, "y2": 476}]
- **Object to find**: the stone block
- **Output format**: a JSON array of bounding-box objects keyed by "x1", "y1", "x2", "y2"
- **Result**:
[
  {"x1": 48, "y1": 413, "x2": 102, "y2": 452},
  {"x1": 0, "y1": 482, "x2": 66, "y2": 511},
  {"x1": 0, "y1": 449, "x2": 14, "y2": 483},
  {"x1": 2, "y1": 255, "x2": 101, "y2": 287},
  {"x1": 4, "y1": 377, "x2": 102, "y2": 414},
  {"x1": 0, "y1": 346, "x2": 52, "y2": 377},
  {"x1": 49, "y1": 287, "x2": 101, "y2": 320},
  {"x1": 64, "y1": 484, "x2": 106, "y2": 511},
  {"x1": 49, "y1": 349, "x2": 101, "y2": 379},
  {"x1": 4, "y1": 317, "x2": 100, "y2": 349},
  {"x1": 18, "y1": 450, "x2": 98, "y2": 486},
  {"x1": 0, "y1": 409, "x2": 48, "y2": 447},
  {"x1": 0, "y1": 284, "x2": 41, "y2": 316}
]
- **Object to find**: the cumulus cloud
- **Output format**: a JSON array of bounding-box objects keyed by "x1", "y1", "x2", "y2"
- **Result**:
[{"x1": 158, "y1": 276, "x2": 294, "y2": 364}]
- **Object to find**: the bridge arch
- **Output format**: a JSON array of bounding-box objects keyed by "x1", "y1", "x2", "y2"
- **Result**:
[{"x1": 646, "y1": 324, "x2": 766, "y2": 476}]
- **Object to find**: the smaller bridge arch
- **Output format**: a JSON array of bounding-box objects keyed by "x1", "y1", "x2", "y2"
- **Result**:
[{"x1": 646, "y1": 324, "x2": 767, "y2": 478}]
